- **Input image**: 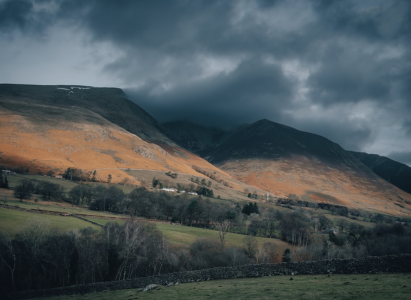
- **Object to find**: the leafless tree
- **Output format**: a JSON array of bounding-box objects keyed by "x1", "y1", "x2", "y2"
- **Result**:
[
  {"x1": 243, "y1": 235, "x2": 258, "y2": 260},
  {"x1": 114, "y1": 221, "x2": 147, "y2": 280},
  {"x1": 215, "y1": 220, "x2": 230, "y2": 247},
  {"x1": 0, "y1": 232, "x2": 17, "y2": 292},
  {"x1": 255, "y1": 242, "x2": 279, "y2": 264}
]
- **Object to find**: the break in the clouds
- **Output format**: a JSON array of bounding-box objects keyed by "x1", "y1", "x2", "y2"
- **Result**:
[{"x1": 0, "y1": 0, "x2": 411, "y2": 165}]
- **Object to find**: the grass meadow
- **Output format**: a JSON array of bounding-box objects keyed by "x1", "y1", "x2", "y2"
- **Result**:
[
  {"x1": 32, "y1": 273, "x2": 411, "y2": 300},
  {"x1": 0, "y1": 208, "x2": 101, "y2": 234}
]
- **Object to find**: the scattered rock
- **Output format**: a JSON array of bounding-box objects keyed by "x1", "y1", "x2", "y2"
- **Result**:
[{"x1": 143, "y1": 284, "x2": 161, "y2": 292}]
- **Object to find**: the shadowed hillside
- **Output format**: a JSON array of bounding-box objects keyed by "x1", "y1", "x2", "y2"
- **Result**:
[
  {"x1": 163, "y1": 120, "x2": 249, "y2": 157},
  {"x1": 349, "y1": 151, "x2": 411, "y2": 195},
  {"x1": 163, "y1": 120, "x2": 227, "y2": 156}
]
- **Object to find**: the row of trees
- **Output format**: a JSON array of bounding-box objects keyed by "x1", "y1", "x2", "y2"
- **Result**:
[{"x1": 13, "y1": 179, "x2": 64, "y2": 201}]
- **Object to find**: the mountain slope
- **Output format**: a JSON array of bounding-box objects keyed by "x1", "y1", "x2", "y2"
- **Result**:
[
  {"x1": 0, "y1": 84, "x2": 173, "y2": 144},
  {"x1": 349, "y1": 151, "x2": 411, "y2": 195},
  {"x1": 0, "y1": 84, "x2": 229, "y2": 182},
  {"x1": 207, "y1": 119, "x2": 411, "y2": 215}
]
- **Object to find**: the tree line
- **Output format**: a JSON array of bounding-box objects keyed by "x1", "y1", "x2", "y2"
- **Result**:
[
  {"x1": 1, "y1": 217, "x2": 410, "y2": 295},
  {"x1": 0, "y1": 219, "x2": 275, "y2": 294},
  {"x1": 13, "y1": 179, "x2": 64, "y2": 202}
]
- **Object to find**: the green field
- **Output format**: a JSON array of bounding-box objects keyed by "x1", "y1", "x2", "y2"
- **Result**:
[
  {"x1": 156, "y1": 223, "x2": 290, "y2": 251},
  {"x1": 32, "y1": 273, "x2": 411, "y2": 300},
  {"x1": 2, "y1": 198, "x2": 127, "y2": 218},
  {"x1": 5, "y1": 174, "x2": 78, "y2": 191},
  {"x1": 0, "y1": 202, "x2": 289, "y2": 251},
  {"x1": 0, "y1": 208, "x2": 101, "y2": 234}
]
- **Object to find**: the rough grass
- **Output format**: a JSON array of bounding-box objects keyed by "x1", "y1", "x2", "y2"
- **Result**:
[
  {"x1": 125, "y1": 169, "x2": 266, "y2": 203},
  {"x1": 32, "y1": 273, "x2": 411, "y2": 300},
  {"x1": 0, "y1": 208, "x2": 101, "y2": 234}
]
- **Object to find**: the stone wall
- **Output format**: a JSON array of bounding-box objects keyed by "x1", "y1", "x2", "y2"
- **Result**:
[{"x1": 6, "y1": 254, "x2": 411, "y2": 300}]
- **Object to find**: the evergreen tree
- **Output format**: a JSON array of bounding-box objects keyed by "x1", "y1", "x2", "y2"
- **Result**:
[
  {"x1": 252, "y1": 202, "x2": 259, "y2": 214},
  {"x1": 152, "y1": 177, "x2": 159, "y2": 188},
  {"x1": 282, "y1": 248, "x2": 292, "y2": 263}
]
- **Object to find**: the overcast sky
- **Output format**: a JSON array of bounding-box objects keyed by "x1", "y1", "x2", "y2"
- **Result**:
[{"x1": 1, "y1": 0, "x2": 411, "y2": 166}]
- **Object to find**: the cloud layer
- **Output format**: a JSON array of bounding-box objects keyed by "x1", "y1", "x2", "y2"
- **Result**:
[{"x1": 1, "y1": 0, "x2": 411, "y2": 164}]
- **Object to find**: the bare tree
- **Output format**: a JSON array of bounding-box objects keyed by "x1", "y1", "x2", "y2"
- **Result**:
[
  {"x1": 0, "y1": 232, "x2": 17, "y2": 292},
  {"x1": 115, "y1": 221, "x2": 147, "y2": 280},
  {"x1": 215, "y1": 220, "x2": 230, "y2": 247}
]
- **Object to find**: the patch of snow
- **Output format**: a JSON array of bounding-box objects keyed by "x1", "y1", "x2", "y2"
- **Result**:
[{"x1": 57, "y1": 88, "x2": 70, "y2": 90}]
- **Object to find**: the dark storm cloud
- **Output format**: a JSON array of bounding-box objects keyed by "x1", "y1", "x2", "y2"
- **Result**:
[
  {"x1": 0, "y1": 0, "x2": 55, "y2": 35},
  {"x1": 64, "y1": 0, "x2": 315, "y2": 58},
  {"x1": 0, "y1": 0, "x2": 35, "y2": 31},
  {"x1": 312, "y1": 0, "x2": 411, "y2": 41},
  {"x1": 126, "y1": 57, "x2": 294, "y2": 128},
  {"x1": 307, "y1": 45, "x2": 391, "y2": 105}
]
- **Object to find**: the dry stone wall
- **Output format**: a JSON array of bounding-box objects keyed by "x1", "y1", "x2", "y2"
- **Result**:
[{"x1": 6, "y1": 254, "x2": 411, "y2": 300}]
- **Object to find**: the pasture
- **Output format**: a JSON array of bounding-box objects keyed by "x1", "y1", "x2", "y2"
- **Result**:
[{"x1": 32, "y1": 273, "x2": 411, "y2": 300}]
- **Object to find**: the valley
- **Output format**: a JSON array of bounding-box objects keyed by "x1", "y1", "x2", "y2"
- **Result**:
[{"x1": 1, "y1": 84, "x2": 411, "y2": 297}]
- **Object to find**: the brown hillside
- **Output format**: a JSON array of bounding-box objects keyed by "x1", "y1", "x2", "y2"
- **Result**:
[{"x1": 0, "y1": 85, "x2": 229, "y2": 184}]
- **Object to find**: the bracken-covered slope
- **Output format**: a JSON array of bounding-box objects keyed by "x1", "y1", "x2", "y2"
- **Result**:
[
  {"x1": 207, "y1": 119, "x2": 411, "y2": 216},
  {"x1": 349, "y1": 151, "x2": 411, "y2": 195},
  {"x1": 0, "y1": 84, "x2": 228, "y2": 183}
]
